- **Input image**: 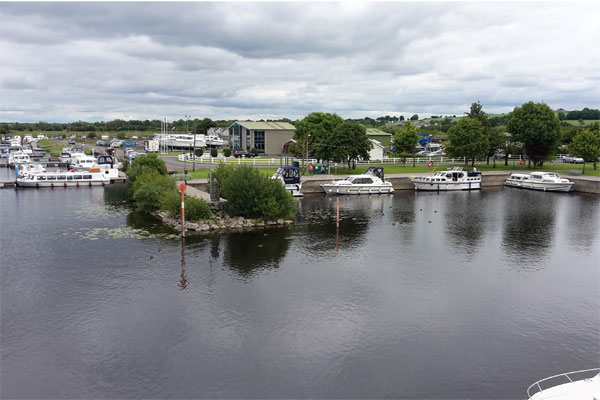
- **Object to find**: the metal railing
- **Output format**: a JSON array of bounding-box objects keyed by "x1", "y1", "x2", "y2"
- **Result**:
[{"x1": 526, "y1": 367, "x2": 600, "y2": 398}]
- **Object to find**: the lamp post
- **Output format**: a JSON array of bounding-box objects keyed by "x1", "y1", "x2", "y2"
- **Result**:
[
  {"x1": 185, "y1": 115, "x2": 195, "y2": 172},
  {"x1": 305, "y1": 133, "x2": 310, "y2": 175}
]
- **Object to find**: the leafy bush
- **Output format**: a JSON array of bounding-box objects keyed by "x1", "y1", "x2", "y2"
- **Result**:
[
  {"x1": 250, "y1": 147, "x2": 258, "y2": 156},
  {"x1": 126, "y1": 153, "x2": 168, "y2": 186},
  {"x1": 220, "y1": 166, "x2": 297, "y2": 220},
  {"x1": 160, "y1": 190, "x2": 212, "y2": 220},
  {"x1": 88, "y1": 132, "x2": 97, "y2": 139},
  {"x1": 84, "y1": 148, "x2": 92, "y2": 155},
  {"x1": 212, "y1": 165, "x2": 237, "y2": 186},
  {"x1": 130, "y1": 171, "x2": 176, "y2": 213},
  {"x1": 210, "y1": 148, "x2": 218, "y2": 157},
  {"x1": 223, "y1": 147, "x2": 231, "y2": 157},
  {"x1": 195, "y1": 148, "x2": 203, "y2": 157}
]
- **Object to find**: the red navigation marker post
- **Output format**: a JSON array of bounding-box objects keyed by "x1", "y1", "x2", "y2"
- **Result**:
[{"x1": 178, "y1": 183, "x2": 186, "y2": 236}]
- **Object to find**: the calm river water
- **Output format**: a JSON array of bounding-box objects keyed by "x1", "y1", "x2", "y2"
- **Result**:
[{"x1": 1, "y1": 179, "x2": 599, "y2": 399}]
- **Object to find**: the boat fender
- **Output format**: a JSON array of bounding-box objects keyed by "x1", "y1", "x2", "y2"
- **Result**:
[
  {"x1": 76, "y1": 182, "x2": 79, "y2": 188},
  {"x1": 64, "y1": 182, "x2": 67, "y2": 188},
  {"x1": 51, "y1": 183, "x2": 54, "y2": 188},
  {"x1": 89, "y1": 182, "x2": 92, "y2": 187},
  {"x1": 36, "y1": 183, "x2": 39, "y2": 189}
]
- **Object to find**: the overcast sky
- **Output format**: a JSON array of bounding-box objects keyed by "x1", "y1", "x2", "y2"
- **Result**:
[{"x1": 1, "y1": 2, "x2": 599, "y2": 123}]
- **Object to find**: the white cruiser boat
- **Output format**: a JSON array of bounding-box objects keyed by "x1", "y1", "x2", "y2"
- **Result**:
[
  {"x1": 272, "y1": 166, "x2": 303, "y2": 197},
  {"x1": 204, "y1": 134, "x2": 224, "y2": 147},
  {"x1": 410, "y1": 166, "x2": 481, "y2": 191},
  {"x1": 8, "y1": 151, "x2": 31, "y2": 167},
  {"x1": 527, "y1": 368, "x2": 599, "y2": 399},
  {"x1": 158, "y1": 134, "x2": 207, "y2": 151},
  {"x1": 321, "y1": 166, "x2": 393, "y2": 195},
  {"x1": 16, "y1": 162, "x2": 47, "y2": 178},
  {"x1": 69, "y1": 153, "x2": 98, "y2": 169},
  {"x1": 58, "y1": 147, "x2": 84, "y2": 163},
  {"x1": 17, "y1": 167, "x2": 110, "y2": 188},
  {"x1": 505, "y1": 172, "x2": 574, "y2": 193}
]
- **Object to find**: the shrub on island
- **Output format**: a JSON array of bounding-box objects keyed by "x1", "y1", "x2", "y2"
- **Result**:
[{"x1": 215, "y1": 165, "x2": 297, "y2": 221}]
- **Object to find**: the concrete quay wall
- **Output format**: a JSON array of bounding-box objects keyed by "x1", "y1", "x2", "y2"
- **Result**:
[
  {"x1": 185, "y1": 172, "x2": 599, "y2": 195},
  {"x1": 299, "y1": 172, "x2": 599, "y2": 194}
]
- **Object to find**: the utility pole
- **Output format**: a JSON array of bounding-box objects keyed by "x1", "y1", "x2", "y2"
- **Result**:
[{"x1": 185, "y1": 115, "x2": 195, "y2": 172}]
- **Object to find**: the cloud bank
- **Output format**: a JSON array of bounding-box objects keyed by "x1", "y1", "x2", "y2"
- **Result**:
[{"x1": 1, "y1": 2, "x2": 599, "y2": 122}]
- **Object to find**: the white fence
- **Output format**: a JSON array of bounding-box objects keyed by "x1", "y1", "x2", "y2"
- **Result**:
[{"x1": 179, "y1": 154, "x2": 545, "y2": 167}]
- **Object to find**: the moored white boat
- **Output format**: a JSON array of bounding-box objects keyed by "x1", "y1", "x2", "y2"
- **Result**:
[
  {"x1": 505, "y1": 171, "x2": 574, "y2": 192},
  {"x1": 527, "y1": 368, "x2": 600, "y2": 400},
  {"x1": 8, "y1": 151, "x2": 31, "y2": 167},
  {"x1": 69, "y1": 153, "x2": 98, "y2": 169},
  {"x1": 16, "y1": 162, "x2": 47, "y2": 178},
  {"x1": 272, "y1": 166, "x2": 303, "y2": 197},
  {"x1": 410, "y1": 166, "x2": 481, "y2": 191},
  {"x1": 59, "y1": 147, "x2": 84, "y2": 164},
  {"x1": 17, "y1": 168, "x2": 110, "y2": 187},
  {"x1": 321, "y1": 166, "x2": 393, "y2": 195}
]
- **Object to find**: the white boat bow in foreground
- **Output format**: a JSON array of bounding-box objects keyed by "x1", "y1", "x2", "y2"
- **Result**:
[{"x1": 527, "y1": 368, "x2": 600, "y2": 399}]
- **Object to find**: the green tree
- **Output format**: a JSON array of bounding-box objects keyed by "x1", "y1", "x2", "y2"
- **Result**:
[
  {"x1": 130, "y1": 171, "x2": 176, "y2": 213},
  {"x1": 446, "y1": 118, "x2": 488, "y2": 167},
  {"x1": 126, "y1": 153, "x2": 168, "y2": 188},
  {"x1": 410, "y1": 114, "x2": 419, "y2": 121},
  {"x1": 218, "y1": 166, "x2": 297, "y2": 221},
  {"x1": 440, "y1": 118, "x2": 453, "y2": 133},
  {"x1": 392, "y1": 121, "x2": 419, "y2": 166},
  {"x1": 569, "y1": 127, "x2": 600, "y2": 173},
  {"x1": 506, "y1": 102, "x2": 561, "y2": 167},
  {"x1": 329, "y1": 120, "x2": 371, "y2": 171},
  {"x1": 194, "y1": 118, "x2": 216, "y2": 135},
  {"x1": 210, "y1": 148, "x2": 218, "y2": 157},
  {"x1": 294, "y1": 112, "x2": 344, "y2": 163},
  {"x1": 223, "y1": 147, "x2": 231, "y2": 157}
]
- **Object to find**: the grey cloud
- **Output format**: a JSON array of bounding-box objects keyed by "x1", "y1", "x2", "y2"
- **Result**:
[{"x1": 1, "y1": 2, "x2": 599, "y2": 122}]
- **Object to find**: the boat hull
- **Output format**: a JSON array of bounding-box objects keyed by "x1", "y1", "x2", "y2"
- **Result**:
[
  {"x1": 412, "y1": 180, "x2": 481, "y2": 191},
  {"x1": 17, "y1": 180, "x2": 108, "y2": 187},
  {"x1": 284, "y1": 184, "x2": 303, "y2": 197},
  {"x1": 321, "y1": 184, "x2": 394, "y2": 195}
]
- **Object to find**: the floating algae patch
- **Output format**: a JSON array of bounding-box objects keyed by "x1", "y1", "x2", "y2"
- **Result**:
[
  {"x1": 63, "y1": 226, "x2": 180, "y2": 241},
  {"x1": 69, "y1": 202, "x2": 128, "y2": 219}
]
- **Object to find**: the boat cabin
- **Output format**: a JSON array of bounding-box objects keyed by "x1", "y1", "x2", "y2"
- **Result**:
[
  {"x1": 365, "y1": 166, "x2": 385, "y2": 181},
  {"x1": 274, "y1": 166, "x2": 300, "y2": 185}
]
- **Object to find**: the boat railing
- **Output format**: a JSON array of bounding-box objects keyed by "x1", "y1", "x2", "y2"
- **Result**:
[{"x1": 526, "y1": 368, "x2": 600, "y2": 398}]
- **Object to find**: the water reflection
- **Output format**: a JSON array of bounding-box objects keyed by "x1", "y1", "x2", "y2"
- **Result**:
[
  {"x1": 564, "y1": 194, "x2": 600, "y2": 251},
  {"x1": 442, "y1": 191, "x2": 487, "y2": 257},
  {"x1": 179, "y1": 237, "x2": 189, "y2": 290},
  {"x1": 223, "y1": 228, "x2": 292, "y2": 277},
  {"x1": 502, "y1": 189, "x2": 557, "y2": 268},
  {"x1": 297, "y1": 194, "x2": 393, "y2": 254},
  {"x1": 390, "y1": 192, "x2": 416, "y2": 243}
]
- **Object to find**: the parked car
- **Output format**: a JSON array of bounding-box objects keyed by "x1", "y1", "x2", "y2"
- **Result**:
[
  {"x1": 96, "y1": 140, "x2": 106, "y2": 146},
  {"x1": 562, "y1": 155, "x2": 584, "y2": 164},
  {"x1": 233, "y1": 150, "x2": 257, "y2": 158},
  {"x1": 67, "y1": 140, "x2": 76, "y2": 145}
]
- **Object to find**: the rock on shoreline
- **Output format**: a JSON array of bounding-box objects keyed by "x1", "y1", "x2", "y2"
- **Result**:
[{"x1": 153, "y1": 210, "x2": 293, "y2": 234}]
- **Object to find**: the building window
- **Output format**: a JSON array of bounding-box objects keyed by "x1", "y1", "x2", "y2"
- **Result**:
[
  {"x1": 254, "y1": 131, "x2": 265, "y2": 153},
  {"x1": 232, "y1": 124, "x2": 242, "y2": 150}
]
